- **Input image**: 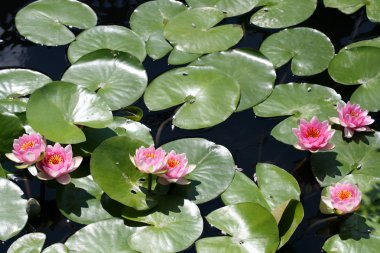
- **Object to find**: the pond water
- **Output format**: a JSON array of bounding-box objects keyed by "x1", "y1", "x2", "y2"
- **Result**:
[{"x1": 1, "y1": 1, "x2": 379, "y2": 252}]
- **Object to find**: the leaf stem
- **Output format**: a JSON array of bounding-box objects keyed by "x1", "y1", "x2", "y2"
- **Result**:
[{"x1": 148, "y1": 174, "x2": 153, "y2": 193}]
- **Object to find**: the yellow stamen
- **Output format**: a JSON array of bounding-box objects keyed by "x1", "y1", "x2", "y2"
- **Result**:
[
  {"x1": 338, "y1": 189, "x2": 352, "y2": 200},
  {"x1": 306, "y1": 128, "x2": 320, "y2": 138},
  {"x1": 144, "y1": 152, "x2": 156, "y2": 159},
  {"x1": 21, "y1": 141, "x2": 35, "y2": 151},
  {"x1": 167, "y1": 158, "x2": 180, "y2": 168},
  {"x1": 349, "y1": 110, "x2": 359, "y2": 117},
  {"x1": 48, "y1": 154, "x2": 63, "y2": 165}
]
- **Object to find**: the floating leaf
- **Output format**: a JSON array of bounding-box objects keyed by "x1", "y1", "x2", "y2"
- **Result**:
[
  {"x1": 168, "y1": 47, "x2": 201, "y2": 65},
  {"x1": 164, "y1": 7, "x2": 243, "y2": 54},
  {"x1": 342, "y1": 37, "x2": 380, "y2": 51},
  {"x1": 42, "y1": 243, "x2": 69, "y2": 253},
  {"x1": 62, "y1": 49, "x2": 147, "y2": 111},
  {"x1": 161, "y1": 138, "x2": 236, "y2": 204},
  {"x1": 7, "y1": 233, "x2": 45, "y2": 253},
  {"x1": 107, "y1": 117, "x2": 154, "y2": 145},
  {"x1": 144, "y1": 66, "x2": 240, "y2": 129},
  {"x1": 250, "y1": 0, "x2": 317, "y2": 29},
  {"x1": 186, "y1": 0, "x2": 259, "y2": 17},
  {"x1": 191, "y1": 48, "x2": 275, "y2": 111},
  {"x1": 146, "y1": 32, "x2": 173, "y2": 60},
  {"x1": 277, "y1": 200, "x2": 304, "y2": 248},
  {"x1": 0, "y1": 107, "x2": 24, "y2": 153},
  {"x1": 0, "y1": 98, "x2": 28, "y2": 113},
  {"x1": 26, "y1": 81, "x2": 113, "y2": 144},
  {"x1": 260, "y1": 28, "x2": 334, "y2": 76},
  {"x1": 253, "y1": 83, "x2": 341, "y2": 145},
  {"x1": 15, "y1": 0, "x2": 97, "y2": 46},
  {"x1": 324, "y1": 0, "x2": 380, "y2": 22}
]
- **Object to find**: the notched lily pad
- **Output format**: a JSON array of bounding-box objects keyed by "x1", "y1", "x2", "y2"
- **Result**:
[
  {"x1": 186, "y1": 0, "x2": 260, "y2": 17},
  {"x1": 324, "y1": 0, "x2": 380, "y2": 22}
]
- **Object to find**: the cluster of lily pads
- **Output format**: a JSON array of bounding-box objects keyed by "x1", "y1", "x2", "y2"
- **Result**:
[{"x1": 1, "y1": 0, "x2": 380, "y2": 252}]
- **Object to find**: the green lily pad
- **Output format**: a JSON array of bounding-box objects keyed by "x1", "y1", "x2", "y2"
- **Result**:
[
  {"x1": 57, "y1": 175, "x2": 113, "y2": 224},
  {"x1": 65, "y1": 219, "x2": 137, "y2": 253},
  {"x1": 0, "y1": 178, "x2": 28, "y2": 241},
  {"x1": 67, "y1": 25, "x2": 146, "y2": 63},
  {"x1": 15, "y1": 0, "x2": 97, "y2": 46},
  {"x1": 168, "y1": 47, "x2": 202, "y2": 65},
  {"x1": 196, "y1": 203, "x2": 279, "y2": 253},
  {"x1": 0, "y1": 98, "x2": 28, "y2": 113},
  {"x1": 146, "y1": 32, "x2": 173, "y2": 60},
  {"x1": 260, "y1": 28, "x2": 335, "y2": 76},
  {"x1": 160, "y1": 138, "x2": 236, "y2": 204},
  {"x1": 126, "y1": 197, "x2": 203, "y2": 253},
  {"x1": 7, "y1": 232, "x2": 45, "y2": 253},
  {"x1": 0, "y1": 163, "x2": 7, "y2": 179},
  {"x1": 0, "y1": 107, "x2": 24, "y2": 153},
  {"x1": 90, "y1": 136, "x2": 157, "y2": 210},
  {"x1": 191, "y1": 48, "x2": 275, "y2": 111},
  {"x1": 107, "y1": 117, "x2": 154, "y2": 145},
  {"x1": 253, "y1": 83, "x2": 341, "y2": 145},
  {"x1": 324, "y1": 0, "x2": 380, "y2": 22},
  {"x1": 144, "y1": 66, "x2": 240, "y2": 129},
  {"x1": 250, "y1": 0, "x2": 317, "y2": 29},
  {"x1": 324, "y1": 233, "x2": 380, "y2": 253},
  {"x1": 164, "y1": 7, "x2": 243, "y2": 54},
  {"x1": 42, "y1": 243, "x2": 69, "y2": 253},
  {"x1": 62, "y1": 49, "x2": 147, "y2": 111},
  {"x1": 342, "y1": 37, "x2": 380, "y2": 51},
  {"x1": 311, "y1": 130, "x2": 380, "y2": 186},
  {"x1": 26, "y1": 81, "x2": 113, "y2": 144},
  {"x1": 186, "y1": 0, "x2": 259, "y2": 17},
  {"x1": 277, "y1": 200, "x2": 304, "y2": 248}
]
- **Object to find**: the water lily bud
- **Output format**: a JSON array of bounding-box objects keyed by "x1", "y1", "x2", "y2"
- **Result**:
[
  {"x1": 158, "y1": 151, "x2": 195, "y2": 185},
  {"x1": 292, "y1": 116, "x2": 335, "y2": 152},
  {"x1": 130, "y1": 145, "x2": 167, "y2": 174},
  {"x1": 323, "y1": 183, "x2": 362, "y2": 215}
]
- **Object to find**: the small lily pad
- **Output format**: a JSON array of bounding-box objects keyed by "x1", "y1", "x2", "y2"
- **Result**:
[
  {"x1": 0, "y1": 107, "x2": 24, "y2": 153},
  {"x1": 186, "y1": 0, "x2": 260, "y2": 17},
  {"x1": 260, "y1": 28, "x2": 335, "y2": 76},
  {"x1": 146, "y1": 32, "x2": 173, "y2": 60},
  {"x1": 42, "y1": 243, "x2": 69, "y2": 253},
  {"x1": 324, "y1": 0, "x2": 380, "y2": 22},
  {"x1": 107, "y1": 117, "x2": 154, "y2": 145},
  {"x1": 7, "y1": 233, "x2": 45, "y2": 253},
  {"x1": 168, "y1": 47, "x2": 202, "y2": 65},
  {"x1": 15, "y1": 0, "x2": 97, "y2": 46}
]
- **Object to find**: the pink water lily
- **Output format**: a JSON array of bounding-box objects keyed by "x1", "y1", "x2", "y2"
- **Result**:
[
  {"x1": 326, "y1": 183, "x2": 361, "y2": 214},
  {"x1": 130, "y1": 145, "x2": 167, "y2": 174},
  {"x1": 330, "y1": 101, "x2": 374, "y2": 138},
  {"x1": 293, "y1": 116, "x2": 335, "y2": 152},
  {"x1": 158, "y1": 151, "x2": 195, "y2": 185},
  {"x1": 5, "y1": 133, "x2": 46, "y2": 168},
  {"x1": 36, "y1": 143, "x2": 82, "y2": 185}
]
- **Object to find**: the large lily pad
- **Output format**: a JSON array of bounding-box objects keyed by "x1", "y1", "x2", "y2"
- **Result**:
[
  {"x1": 65, "y1": 219, "x2": 137, "y2": 253},
  {"x1": 191, "y1": 49, "x2": 275, "y2": 111},
  {"x1": 26, "y1": 81, "x2": 113, "y2": 144},
  {"x1": 253, "y1": 83, "x2": 341, "y2": 145},
  {"x1": 196, "y1": 203, "x2": 279, "y2": 253},
  {"x1": 250, "y1": 0, "x2": 317, "y2": 29},
  {"x1": 164, "y1": 7, "x2": 243, "y2": 54},
  {"x1": 0, "y1": 178, "x2": 28, "y2": 241},
  {"x1": 62, "y1": 49, "x2": 147, "y2": 111},
  {"x1": 342, "y1": 37, "x2": 380, "y2": 51},
  {"x1": 144, "y1": 66, "x2": 240, "y2": 129},
  {"x1": 0, "y1": 107, "x2": 24, "y2": 153},
  {"x1": 324, "y1": 0, "x2": 380, "y2": 22},
  {"x1": 186, "y1": 0, "x2": 259, "y2": 17},
  {"x1": 161, "y1": 138, "x2": 236, "y2": 204},
  {"x1": 67, "y1": 25, "x2": 146, "y2": 63},
  {"x1": 15, "y1": 0, "x2": 97, "y2": 46},
  {"x1": 260, "y1": 28, "x2": 335, "y2": 76},
  {"x1": 57, "y1": 175, "x2": 113, "y2": 224},
  {"x1": 7, "y1": 233, "x2": 45, "y2": 253}
]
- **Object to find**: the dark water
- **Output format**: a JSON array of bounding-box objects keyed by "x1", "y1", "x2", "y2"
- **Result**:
[{"x1": 1, "y1": 1, "x2": 379, "y2": 252}]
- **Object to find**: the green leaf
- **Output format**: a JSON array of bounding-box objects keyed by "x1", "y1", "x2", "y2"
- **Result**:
[
  {"x1": 0, "y1": 107, "x2": 24, "y2": 153},
  {"x1": 62, "y1": 49, "x2": 147, "y2": 111},
  {"x1": 324, "y1": 0, "x2": 380, "y2": 22},
  {"x1": 0, "y1": 98, "x2": 28, "y2": 113},
  {"x1": 0, "y1": 178, "x2": 28, "y2": 241},
  {"x1": 253, "y1": 83, "x2": 341, "y2": 145},
  {"x1": 26, "y1": 81, "x2": 113, "y2": 144},
  {"x1": 107, "y1": 117, "x2": 154, "y2": 145},
  {"x1": 146, "y1": 32, "x2": 173, "y2": 60},
  {"x1": 7, "y1": 232, "x2": 45, "y2": 253},
  {"x1": 42, "y1": 243, "x2": 69, "y2": 253},
  {"x1": 186, "y1": 0, "x2": 259, "y2": 17},
  {"x1": 126, "y1": 197, "x2": 203, "y2": 253},
  {"x1": 161, "y1": 138, "x2": 236, "y2": 204},
  {"x1": 73, "y1": 127, "x2": 116, "y2": 156},
  {"x1": 164, "y1": 7, "x2": 243, "y2": 54},
  {"x1": 196, "y1": 203, "x2": 279, "y2": 253},
  {"x1": 57, "y1": 175, "x2": 113, "y2": 225},
  {"x1": 67, "y1": 25, "x2": 146, "y2": 63},
  {"x1": 144, "y1": 66, "x2": 240, "y2": 129},
  {"x1": 323, "y1": 233, "x2": 380, "y2": 253},
  {"x1": 250, "y1": 0, "x2": 317, "y2": 29},
  {"x1": 65, "y1": 219, "x2": 137, "y2": 253},
  {"x1": 90, "y1": 136, "x2": 157, "y2": 210},
  {"x1": 15, "y1": 0, "x2": 97, "y2": 46},
  {"x1": 277, "y1": 200, "x2": 304, "y2": 248},
  {"x1": 168, "y1": 47, "x2": 201, "y2": 65},
  {"x1": 0, "y1": 163, "x2": 7, "y2": 178},
  {"x1": 342, "y1": 37, "x2": 380, "y2": 51},
  {"x1": 191, "y1": 48, "x2": 275, "y2": 111},
  {"x1": 260, "y1": 28, "x2": 335, "y2": 76}
]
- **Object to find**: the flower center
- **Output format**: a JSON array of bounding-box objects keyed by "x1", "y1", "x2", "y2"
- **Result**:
[
  {"x1": 48, "y1": 154, "x2": 63, "y2": 165},
  {"x1": 306, "y1": 127, "x2": 320, "y2": 138},
  {"x1": 144, "y1": 152, "x2": 156, "y2": 159},
  {"x1": 349, "y1": 110, "x2": 359, "y2": 117},
  {"x1": 21, "y1": 140, "x2": 35, "y2": 151},
  {"x1": 167, "y1": 158, "x2": 180, "y2": 168},
  {"x1": 337, "y1": 189, "x2": 352, "y2": 200}
]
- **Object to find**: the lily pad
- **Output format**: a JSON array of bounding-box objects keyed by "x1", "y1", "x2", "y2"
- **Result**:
[
  {"x1": 107, "y1": 117, "x2": 154, "y2": 145},
  {"x1": 0, "y1": 107, "x2": 24, "y2": 153},
  {"x1": 26, "y1": 81, "x2": 113, "y2": 144},
  {"x1": 15, "y1": 0, "x2": 97, "y2": 46},
  {"x1": 160, "y1": 138, "x2": 236, "y2": 204},
  {"x1": 186, "y1": 0, "x2": 259, "y2": 17},
  {"x1": 196, "y1": 203, "x2": 279, "y2": 253},
  {"x1": 57, "y1": 175, "x2": 113, "y2": 224},
  {"x1": 260, "y1": 28, "x2": 335, "y2": 76},
  {"x1": 146, "y1": 32, "x2": 173, "y2": 60},
  {"x1": 253, "y1": 83, "x2": 341, "y2": 145},
  {"x1": 65, "y1": 219, "x2": 137, "y2": 253},
  {"x1": 191, "y1": 48, "x2": 275, "y2": 111},
  {"x1": 324, "y1": 0, "x2": 380, "y2": 22},
  {"x1": 90, "y1": 136, "x2": 158, "y2": 210},
  {"x1": 342, "y1": 37, "x2": 380, "y2": 51},
  {"x1": 144, "y1": 66, "x2": 240, "y2": 129},
  {"x1": 7, "y1": 232, "x2": 45, "y2": 253},
  {"x1": 62, "y1": 49, "x2": 148, "y2": 111},
  {"x1": 277, "y1": 200, "x2": 304, "y2": 248},
  {"x1": 126, "y1": 197, "x2": 203, "y2": 253},
  {"x1": 250, "y1": 0, "x2": 317, "y2": 29},
  {"x1": 67, "y1": 25, "x2": 146, "y2": 63},
  {"x1": 0, "y1": 178, "x2": 28, "y2": 241},
  {"x1": 0, "y1": 98, "x2": 28, "y2": 113},
  {"x1": 168, "y1": 47, "x2": 202, "y2": 65},
  {"x1": 42, "y1": 243, "x2": 69, "y2": 253},
  {"x1": 164, "y1": 7, "x2": 243, "y2": 54}
]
